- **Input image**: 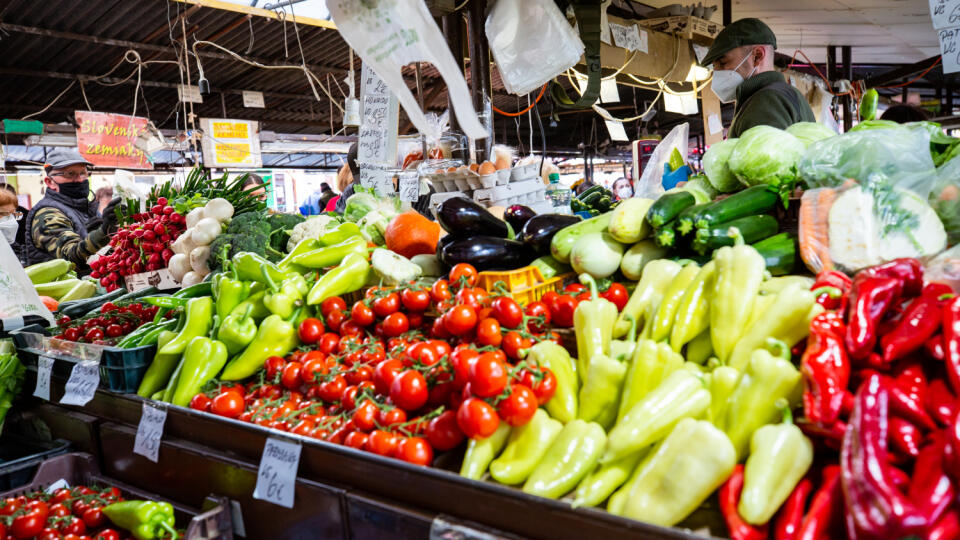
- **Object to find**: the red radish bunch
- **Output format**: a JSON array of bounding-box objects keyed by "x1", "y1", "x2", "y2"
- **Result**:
[{"x1": 90, "y1": 197, "x2": 185, "y2": 291}]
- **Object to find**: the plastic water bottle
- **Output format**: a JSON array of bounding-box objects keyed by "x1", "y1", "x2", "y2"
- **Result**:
[{"x1": 546, "y1": 173, "x2": 571, "y2": 214}]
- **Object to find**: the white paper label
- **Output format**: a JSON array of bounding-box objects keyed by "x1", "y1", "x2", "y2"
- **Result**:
[
  {"x1": 124, "y1": 268, "x2": 179, "y2": 292},
  {"x1": 33, "y1": 356, "x2": 53, "y2": 401},
  {"x1": 398, "y1": 173, "x2": 420, "y2": 202},
  {"x1": 604, "y1": 120, "x2": 629, "y2": 142},
  {"x1": 693, "y1": 44, "x2": 710, "y2": 64},
  {"x1": 708, "y1": 113, "x2": 724, "y2": 135},
  {"x1": 133, "y1": 402, "x2": 167, "y2": 463},
  {"x1": 930, "y1": 0, "x2": 960, "y2": 28},
  {"x1": 242, "y1": 91, "x2": 265, "y2": 108},
  {"x1": 600, "y1": 79, "x2": 620, "y2": 104},
  {"x1": 45, "y1": 479, "x2": 70, "y2": 494},
  {"x1": 59, "y1": 360, "x2": 99, "y2": 406},
  {"x1": 254, "y1": 437, "x2": 301, "y2": 508},
  {"x1": 939, "y1": 27, "x2": 960, "y2": 74},
  {"x1": 178, "y1": 84, "x2": 203, "y2": 104},
  {"x1": 610, "y1": 22, "x2": 648, "y2": 53}
]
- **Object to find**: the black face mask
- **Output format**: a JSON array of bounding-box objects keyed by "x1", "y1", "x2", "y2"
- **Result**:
[{"x1": 56, "y1": 180, "x2": 90, "y2": 200}]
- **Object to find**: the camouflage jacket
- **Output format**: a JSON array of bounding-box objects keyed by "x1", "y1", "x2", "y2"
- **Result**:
[{"x1": 28, "y1": 206, "x2": 107, "y2": 267}]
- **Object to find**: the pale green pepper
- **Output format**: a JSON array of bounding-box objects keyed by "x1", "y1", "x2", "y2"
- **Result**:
[
  {"x1": 459, "y1": 423, "x2": 511, "y2": 480},
  {"x1": 489, "y1": 409, "x2": 563, "y2": 485},
  {"x1": 608, "y1": 314, "x2": 637, "y2": 362},
  {"x1": 669, "y1": 261, "x2": 715, "y2": 352},
  {"x1": 710, "y1": 228, "x2": 765, "y2": 363},
  {"x1": 708, "y1": 364, "x2": 740, "y2": 428},
  {"x1": 648, "y1": 262, "x2": 700, "y2": 342},
  {"x1": 573, "y1": 450, "x2": 646, "y2": 508},
  {"x1": 727, "y1": 284, "x2": 816, "y2": 372},
  {"x1": 523, "y1": 420, "x2": 606, "y2": 499},
  {"x1": 524, "y1": 341, "x2": 578, "y2": 423},
  {"x1": 573, "y1": 274, "x2": 617, "y2": 382},
  {"x1": 577, "y1": 353, "x2": 627, "y2": 430},
  {"x1": 617, "y1": 339, "x2": 684, "y2": 424},
  {"x1": 613, "y1": 259, "x2": 682, "y2": 338},
  {"x1": 685, "y1": 329, "x2": 714, "y2": 365}
]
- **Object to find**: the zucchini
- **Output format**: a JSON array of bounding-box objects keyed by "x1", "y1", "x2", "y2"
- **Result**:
[
  {"x1": 578, "y1": 184, "x2": 604, "y2": 200},
  {"x1": 581, "y1": 191, "x2": 603, "y2": 208},
  {"x1": 693, "y1": 214, "x2": 778, "y2": 255},
  {"x1": 530, "y1": 255, "x2": 571, "y2": 279},
  {"x1": 653, "y1": 222, "x2": 677, "y2": 248},
  {"x1": 113, "y1": 286, "x2": 160, "y2": 305},
  {"x1": 693, "y1": 185, "x2": 778, "y2": 230},
  {"x1": 173, "y1": 282, "x2": 213, "y2": 298},
  {"x1": 675, "y1": 203, "x2": 713, "y2": 236},
  {"x1": 58, "y1": 287, "x2": 128, "y2": 318},
  {"x1": 647, "y1": 191, "x2": 696, "y2": 228},
  {"x1": 753, "y1": 232, "x2": 799, "y2": 276},
  {"x1": 595, "y1": 195, "x2": 612, "y2": 212},
  {"x1": 550, "y1": 212, "x2": 612, "y2": 263},
  {"x1": 570, "y1": 197, "x2": 585, "y2": 212}
]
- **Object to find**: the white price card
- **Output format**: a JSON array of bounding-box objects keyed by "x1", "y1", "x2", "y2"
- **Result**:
[
  {"x1": 398, "y1": 172, "x2": 420, "y2": 202},
  {"x1": 59, "y1": 360, "x2": 99, "y2": 406},
  {"x1": 930, "y1": 0, "x2": 960, "y2": 29},
  {"x1": 939, "y1": 27, "x2": 960, "y2": 74},
  {"x1": 33, "y1": 356, "x2": 53, "y2": 401},
  {"x1": 254, "y1": 437, "x2": 301, "y2": 508},
  {"x1": 133, "y1": 401, "x2": 167, "y2": 463}
]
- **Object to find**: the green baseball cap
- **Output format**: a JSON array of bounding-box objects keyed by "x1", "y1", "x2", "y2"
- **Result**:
[{"x1": 700, "y1": 18, "x2": 777, "y2": 67}]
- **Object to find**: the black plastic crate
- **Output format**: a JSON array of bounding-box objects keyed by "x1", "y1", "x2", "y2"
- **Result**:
[{"x1": 0, "y1": 434, "x2": 70, "y2": 491}]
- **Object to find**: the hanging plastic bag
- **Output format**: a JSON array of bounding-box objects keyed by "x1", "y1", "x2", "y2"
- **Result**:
[
  {"x1": 485, "y1": 0, "x2": 584, "y2": 96},
  {"x1": 931, "y1": 153, "x2": 960, "y2": 247},
  {"x1": 328, "y1": 0, "x2": 486, "y2": 140},
  {"x1": 925, "y1": 244, "x2": 960, "y2": 292},
  {"x1": 0, "y1": 240, "x2": 54, "y2": 324},
  {"x1": 635, "y1": 123, "x2": 688, "y2": 200}
]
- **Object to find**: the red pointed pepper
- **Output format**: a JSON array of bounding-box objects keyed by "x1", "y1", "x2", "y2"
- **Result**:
[
  {"x1": 927, "y1": 333, "x2": 946, "y2": 361},
  {"x1": 797, "y1": 465, "x2": 843, "y2": 540},
  {"x1": 928, "y1": 510, "x2": 960, "y2": 540},
  {"x1": 858, "y1": 258, "x2": 924, "y2": 297},
  {"x1": 944, "y1": 410, "x2": 960, "y2": 485},
  {"x1": 943, "y1": 296, "x2": 960, "y2": 396},
  {"x1": 927, "y1": 378, "x2": 958, "y2": 428},
  {"x1": 841, "y1": 374, "x2": 929, "y2": 539},
  {"x1": 812, "y1": 270, "x2": 852, "y2": 311},
  {"x1": 801, "y1": 311, "x2": 850, "y2": 427},
  {"x1": 887, "y1": 416, "x2": 921, "y2": 458},
  {"x1": 881, "y1": 291, "x2": 943, "y2": 363},
  {"x1": 719, "y1": 464, "x2": 769, "y2": 540},
  {"x1": 845, "y1": 276, "x2": 903, "y2": 361},
  {"x1": 908, "y1": 431, "x2": 955, "y2": 526},
  {"x1": 772, "y1": 477, "x2": 813, "y2": 540},
  {"x1": 892, "y1": 360, "x2": 928, "y2": 407}
]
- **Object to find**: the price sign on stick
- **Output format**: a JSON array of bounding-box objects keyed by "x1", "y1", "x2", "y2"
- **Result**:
[
  {"x1": 133, "y1": 401, "x2": 167, "y2": 462},
  {"x1": 254, "y1": 437, "x2": 301, "y2": 508},
  {"x1": 33, "y1": 356, "x2": 53, "y2": 401},
  {"x1": 398, "y1": 172, "x2": 420, "y2": 202},
  {"x1": 59, "y1": 360, "x2": 99, "y2": 406}
]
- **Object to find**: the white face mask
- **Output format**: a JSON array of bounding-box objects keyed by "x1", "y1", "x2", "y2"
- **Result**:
[
  {"x1": 0, "y1": 216, "x2": 17, "y2": 244},
  {"x1": 617, "y1": 187, "x2": 633, "y2": 199},
  {"x1": 711, "y1": 50, "x2": 757, "y2": 103}
]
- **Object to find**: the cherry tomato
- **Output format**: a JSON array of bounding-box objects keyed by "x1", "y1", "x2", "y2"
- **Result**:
[
  {"x1": 407, "y1": 312, "x2": 424, "y2": 329},
  {"x1": 401, "y1": 288, "x2": 430, "y2": 312},
  {"x1": 344, "y1": 431, "x2": 369, "y2": 449},
  {"x1": 373, "y1": 359, "x2": 404, "y2": 394},
  {"x1": 394, "y1": 436, "x2": 434, "y2": 466},
  {"x1": 450, "y1": 348, "x2": 480, "y2": 390},
  {"x1": 320, "y1": 297, "x2": 347, "y2": 318},
  {"x1": 469, "y1": 353, "x2": 508, "y2": 398},
  {"x1": 48, "y1": 503, "x2": 70, "y2": 518},
  {"x1": 95, "y1": 530, "x2": 121, "y2": 540},
  {"x1": 600, "y1": 282, "x2": 629, "y2": 312},
  {"x1": 84, "y1": 327, "x2": 104, "y2": 342},
  {"x1": 475, "y1": 318, "x2": 502, "y2": 347},
  {"x1": 339, "y1": 320, "x2": 363, "y2": 337},
  {"x1": 300, "y1": 357, "x2": 328, "y2": 384},
  {"x1": 381, "y1": 312, "x2": 409, "y2": 338},
  {"x1": 49, "y1": 489, "x2": 72, "y2": 505},
  {"x1": 550, "y1": 295, "x2": 578, "y2": 328},
  {"x1": 541, "y1": 290, "x2": 560, "y2": 312},
  {"x1": 490, "y1": 297, "x2": 523, "y2": 329},
  {"x1": 455, "y1": 287, "x2": 484, "y2": 309},
  {"x1": 211, "y1": 390, "x2": 245, "y2": 418},
  {"x1": 425, "y1": 410, "x2": 464, "y2": 451},
  {"x1": 58, "y1": 516, "x2": 86, "y2": 535},
  {"x1": 372, "y1": 293, "x2": 400, "y2": 318},
  {"x1": 431, "y1": 279, "x2": 452, "y2": 303},
  {"x1": 11, "y1": 511, "x2": 46, "y2": 538},
  {"x1": 501, "y1": 331, "x2": 532, "y2": 360},
  {"x1": 350, "y1": 302, "x2": 375, "y2": 327},
  {"x1": 298, "y1": 317, "x2": 325, "y2": 344},
  {"x1": 564, "y1": 283, "x2": 586, "y2": 294},
  {"x1": 104, "y1": 323, "x2": 124, "y2": 338},
  {"x1": 280, "y1": 362, "x2": 303, "y2": 390},
  {"x1": 521, "y1": 368, "x2": 557, "y2": 405},
  {"x1": 189, "y1": 394, "x2": 212, "y2": 412},
  {"x1": 390, "y1": 370, "x2": 428, "y2": 411},
  {"x1": 449, "y1": 263, "x2": 478, "y2": 288},
  {"x1": 365, "y1": 429, "x2": 399, "y2": 456},
  {"x1": 444, "y1": 304, "x2": 477, "y2": 335},
  {"x1": 430, "y1": 316, "x2": 451, "y2": 339},
  {"x1": 457, "y1": 398, "x2": 500, "y2": 438},
  {"x1": 352, "y1": 400, "x2": 379, "y2": 431},
  {"x1": 377, "y1": 407, "x2": 407, "y2": 426},
  {"x1": 524, "y1": 301, "x2": 551, "y2": 333},
  {"x1": 497, "y1": 384, "x2": 538, "y2": 426},
  {"x1": 346, "y1": 364, "x2": 374, "y2": 385},
  {"x1": 324, "y1": 309, "x2": 345, "y2": 333},
  {"x1": 318, "y1": 333, "x2": 340, "y2": 354},
  {"x1": 317, "y1": 375, "x2": 347, "y2": 402}
]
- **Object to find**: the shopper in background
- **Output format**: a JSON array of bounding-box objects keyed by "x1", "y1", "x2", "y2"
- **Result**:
[
  {"x1": 242, "y1": 173, "x2": 268, "y2": 202},
  {"x1": 298, "y1": 183, "x2": 335, "y2": 216},
  {"x1": 317, "y1": 183, "x2": 335, "y2": 209},
  {"x1": 880, "y1": 104, "x2": 931, "y2": 123},
  {"x1": 1, "y1": 184, "x2": 27, "y2": 264},
  {"x1": 94, "y1": 186, "x2": 114, "y2": 217},
  {"x1": 612, "y1": 177, "x2": 633, "y2": 200},
  {"x1": 25, "y1": 148, "x2": 120, "y2": 272},
  {"x1": 335, "y1": 143, "x2": 360, "y2": 214},
  {"x1": 701, "y1": 18, "x2": 815, "y2": 137},
  {"x1": 0, "y1": 189, "x2": 24, "y2": 263}
]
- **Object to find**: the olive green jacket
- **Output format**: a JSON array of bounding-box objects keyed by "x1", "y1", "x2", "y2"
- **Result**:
[{"x1": 729, "y1": 71, "x2": 816, "y2": 138}]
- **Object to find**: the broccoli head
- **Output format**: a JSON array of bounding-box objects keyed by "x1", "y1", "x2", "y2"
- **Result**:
[
  {"x1": 267, "y1": 213, "x2": 305, "y2": 254},
  {"x1": 208, "y1": 230, "x2": 270, "y2": 272},
  {"x1": 226, "y1": 211, "x2": 271, "y2": 237}
]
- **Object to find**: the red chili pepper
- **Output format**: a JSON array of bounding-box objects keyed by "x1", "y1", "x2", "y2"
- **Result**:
[
  {"x1": 880, "y1": 292, "x2": 942, "y2": 363},
  {"x1": 772, "y1": 477, "x2": 813, "y2": 540},
  {"x1": 719, "y1": 464, "x2": 769, "y2": 540},
  {"x1": 925, "y1": 282, "x2": 956, "y2": 301},
  {"x1": 797, "y1": 465, "x2": 843, "y2": 540},
  {"x1": 943, "y1": 296, "x2": 960, "y2": 396},
  {"x1": 812, "y1": 286, "x2": 844, "y2": 311},
  {"x1": 886, "y1": 465, "x2": 910, "y2": 490},
  {"x1": 813, "y1": 269, "x2": 853, "y2": 292},
  {"x1": 801, "y1": 311, "x2": 850, "y2": 427},
  {"x1": 926, "y1": 378, "x2": 958, "y2": 428},
  {"x1": 845, "y1": 276, "x2": 903, "y2": 361},
  {"x1": 858, "y1": 258, "x2": 924, "y2": 297},
  {"x1": 887, "y1": 416, "x2": 921, "y2": 458},
  {"x1": 943, "y1": 411, "x2": 960, "y2": 485},
  {"x1": 860, "y1": 370, "x2": 938, "y2": 431},
  {"x1": 892, "y1": 360, "x2": 928, "y2": 406},
  {"x1": 841, "y1": 374, "x2": 929, "y2": 539},
  {"x1": 927, "y1": 333, "x2": 946, "y2": 361},
  {"x1": 928, "y1": 509, "x2": 960, "y2": 540},
  {"x1": 907, "y1": 431, "x2": 955, "y2": 526}
]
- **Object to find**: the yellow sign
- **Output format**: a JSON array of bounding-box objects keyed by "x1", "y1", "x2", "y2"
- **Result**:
[
  {"x1": 212, "y1": 122, "x2": 249, "y2": 139},
  {"x1": 199, "y1": 118, "x2": 262, "y2": 168}
]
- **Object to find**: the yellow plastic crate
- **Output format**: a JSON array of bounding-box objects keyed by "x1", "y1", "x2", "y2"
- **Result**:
[
  {"x1": 508, "y1": 276, "x2": 565, "y2": 306},
  {"x1": 476, "y1": 266, "x2": 546, "y2": 293}
]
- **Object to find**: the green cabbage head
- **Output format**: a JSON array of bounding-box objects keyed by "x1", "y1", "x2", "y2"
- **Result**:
[
  {"x1": 728, "y1": 125, "x2": 805, "y2": 189},
  {"x1": 702, "y1": 138, "x2": 740, "y2": 193},
  {"x1": 786, "y1": 122, "x2": 836, "y2": 148}
]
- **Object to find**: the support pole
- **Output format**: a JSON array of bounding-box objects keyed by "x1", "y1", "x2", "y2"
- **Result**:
[
  {"x1": 842, "y1": 45, "x2": 852, "y2": 131},
  {"x1": 722, "y1": 0, "x2": 731, "y2": 26},
  {"x1": 442, "y1": 13, "x2": 464, "y2": 135},
  {"x1": 467, "y1": 0, "x2": 490, "y2": 160}
]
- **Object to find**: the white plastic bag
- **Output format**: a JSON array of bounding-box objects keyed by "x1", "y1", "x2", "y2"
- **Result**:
[
  {"x1": 485, "y1": 0, "x2": 584, "y2": 96},
  {"x1": 635, "y1": 123, "x2": 688, "y2": 199},
  {"x1": 926, "y1": 244, "x2": 960, "y2": 292},
  {"x1": 0, "y1": 240, "x2": 54, "y2": 324},
  {"x1": 328, "y1": 0, "x2": 486, "y2": 140}
]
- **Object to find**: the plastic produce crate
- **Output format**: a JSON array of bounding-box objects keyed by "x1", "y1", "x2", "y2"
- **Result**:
[
  {"x1": 476, "y1": 267, "x2": 569, "y2": 306},
  {"x1": 0, "y1": 435, "x2": 70, "y2": 491},
  {"x1": 1, "y1": 452, "x2": 233, "y2": 539},
  {"x1": 12, "y1": 331, "x2": 154, "y2": 393}
]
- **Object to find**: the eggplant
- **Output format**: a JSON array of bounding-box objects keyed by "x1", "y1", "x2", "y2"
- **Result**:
[
  {"x1": 439, "y1": 236, "x2": 536, "y2": 271},
  {"x1": 504, "y1": 205, "x2": 537, "y2": 232},
  {"x1": 520, "y1": 214, "x2": 582, "y2": 255},
  {"x1": 437, "y1": 197, "x2": 509, "y2": 238}
]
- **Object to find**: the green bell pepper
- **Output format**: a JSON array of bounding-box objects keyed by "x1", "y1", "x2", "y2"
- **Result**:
[
  {"x1": 577, "y1": 353, "x2": 627, "y2": 430},
  {"x1": 723, "y1": 339, "x2": 803, "y2": 459},
  {"x1": 669, "y1": 261, "x2": 715, "y2": 352},
  {"x1": 460, "y1": 423, "x2": 511, "y2": 480},
  {"x1": 172, "y1": 337, "x2": 229, "y2": 407},
  {"x1": 217, "y1": 304, "x2": 258, "y2": 355},
  {"x1": 319, "y1": 222, "x2": 361, "y2": 245},
  {"x1": 602, "y1": 368, "x2": 710, "y2": 464},
  {"x1": 573, "y1": 450, "x2": 646, "y2": 508},
  {"x1": 278, "y1": 238, "x2": 320, "y2": 273},
  {"x1": 306, "y1": 252, "x2": 370, "y2": 305},
  {"x1": 574, "y1": 274, "x2": 617, "y2": 382},
  {"x1": 727, "y1": 284, "x2": 817, "y2": 372},
  {"x1": 739, "y1": 401, "x2": 813, "y2": 525},
  {"x1": 710, "y1": 228, "x2": 765, "y2": 363},
  {"x1": 613, "y1": 259, "x2": 682, "y2": 338},
  {"x1": 522, "y1": 419, "x2": 606, "y2": 499},
  {"x1": 220, "y1": 307, "x2": 302, "y2": 381},
  {"x1": 489, "y1": 409, "x2": 563, "y2": 485},
  {"x1": 261, "y1": 267, "x2": 307, "y2": 318},
  {"x1": 617, "y1": 339, "x2": 684, "y2": 425},
  {"x1": 648, "y1": 262, "x2": 700, "y2": 342},
  {"x1": 229, "y1": 288, "x2": 271, "y2": 322},
  {"x1": 212, "y1": 268, "x2": 251, "y2": 319},
  {"x1": 158, "y1": 296, "x2": 213, "y2": 356},
  {"x1": 613, "y1": 418, "x2": 736, "y2": 526},
  {"x1": 292, "y1": 235, "x2": 367, "y2": 269},
  {"x1": 136, "y1": 330, "x2": 179, "y2": 398},
  {"x1": 102, "y1": 500, "x2": 177, "y2": 540},
  {"x1": 524, "y1": 341, "x2": 578, "y2": 423}
]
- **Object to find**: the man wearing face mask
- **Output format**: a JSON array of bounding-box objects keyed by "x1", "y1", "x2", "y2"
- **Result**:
[
  {"x1": 25, "y1": 148, "x2": 121, "y2": 273},
  {"x1": 701, "y1": 18, "x2": 815, "y2": 138}
]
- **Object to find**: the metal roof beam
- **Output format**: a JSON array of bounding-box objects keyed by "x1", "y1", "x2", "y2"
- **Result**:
[{"x1": 864, "y1": 55, "x2": 942, "y2": 88}]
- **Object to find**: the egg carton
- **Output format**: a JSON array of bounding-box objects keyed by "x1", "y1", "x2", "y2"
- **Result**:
[
  {"x1": 510, "y1": 163, "x2": 540, "y2": 183},
  {"x1": 473, "y1": 178, "x2": 545, "y2": 204}
]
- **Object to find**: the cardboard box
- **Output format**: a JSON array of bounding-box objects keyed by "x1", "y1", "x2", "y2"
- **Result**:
[
  {"x1": 636, "y1": 16, "x2": 722, "y2": 46},
  {"x1": 124, "y1": 268, "x2": 179, "y2": 293}
]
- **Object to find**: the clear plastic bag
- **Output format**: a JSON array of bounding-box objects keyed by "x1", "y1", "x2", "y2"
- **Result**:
[
  {"x1": 635, "y1": 123, "x2": 688, "y2": 200},
  {"x1": 931, "y1": 153, "x2": 960, "y2": 246},
  {"x1": 0, "y1": 240, "x2": 54, "y2": 324},
  {"x1": 797, "y1": 127, "x2": 938, "y2": 198},
  {"x1": 485, "y1": 0, "x2": 584, "y2": 96},
  {"x1": 925, "y1": 243, "x2": 960, "y2": 292}
]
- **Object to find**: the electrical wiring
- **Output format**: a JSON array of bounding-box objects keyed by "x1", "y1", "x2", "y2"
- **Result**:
[
  {"x1": 19, "y1": 80, "x2": 75, "y2": 120},
  {"x1": 878, "y1": 57, "x2": 942, "y2": 88},
  {"x1": 565, "y1": 68, "x2": 663, "y2": 123},
  {"x1": 492, "y1": 84, "x2": 547, "y2": 116}
]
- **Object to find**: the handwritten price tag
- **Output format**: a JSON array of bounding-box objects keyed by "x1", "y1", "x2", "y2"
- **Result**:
[
  {"x1": 398, "y1": 172, "x2": 420, "y2": 202},
  {"x1": 59, "y1": 360, "x2": 99, "y2": 406},
  {"x1": 939, "y1": 27, "x2": 960, "y2": 74},
  {"x1": 930, "y1": 0, "x2": 960, "y2": 29},
  {"x1": 33, "y1": 356, "x2": 53, "y2": 401},
  {"x1": 133, "y1": 402, "x2": 167, "y2": 462},
  {"x1": 253, "y1": 437, "x2": 301, "y2": 508}
]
